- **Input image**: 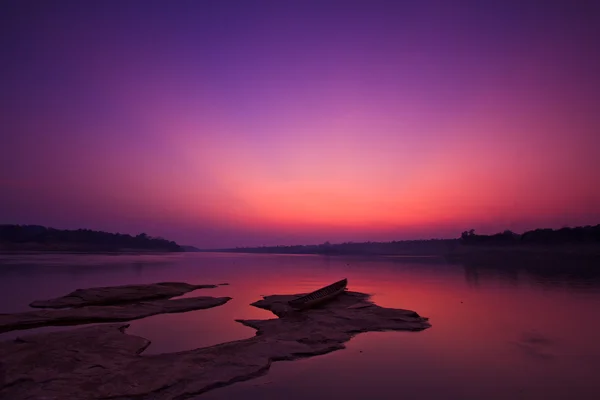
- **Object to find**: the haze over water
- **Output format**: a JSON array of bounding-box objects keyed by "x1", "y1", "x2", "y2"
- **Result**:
[{"x1": 1, "y1": 253, "x2": 599, "y2": 399}]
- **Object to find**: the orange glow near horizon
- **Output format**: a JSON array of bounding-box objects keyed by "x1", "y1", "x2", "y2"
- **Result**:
[{"x1": 2, "y1": 1, "x2": 599, "y2": 247}]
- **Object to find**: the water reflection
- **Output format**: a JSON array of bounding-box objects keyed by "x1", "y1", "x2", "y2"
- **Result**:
[
  {"x1": 1, "y1": 253, "x2": 600, "y2": 399},
  {"x1": 456, "y1": 255, "x2": 600, "y2": 292}
]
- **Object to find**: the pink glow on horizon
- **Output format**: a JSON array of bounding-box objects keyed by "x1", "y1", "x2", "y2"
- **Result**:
[{"x1": 2, "y1": 1, "x2": 599, "y2": 247}]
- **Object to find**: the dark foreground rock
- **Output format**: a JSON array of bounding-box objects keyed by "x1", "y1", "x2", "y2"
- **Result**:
[
  {"x1": 29, "y1": 282, "x2": 220, "y2": 308},
  {"x1": 0, "y1": 290, "x2": 430, "y2": 399},
  {"x1": 0, "y1": 296, "x2": 231, "y2": 333}
]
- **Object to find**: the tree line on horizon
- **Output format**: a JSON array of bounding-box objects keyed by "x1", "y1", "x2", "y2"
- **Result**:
[
  {"x1": 0, "y1": 225, "x2": 183, "y2": 252},
  {"x1": 460, "y1": 224, "x2": 600, "y2": 245},
  {"x1": 217, "y1": 224, "x2": 600, "y2": 255}
]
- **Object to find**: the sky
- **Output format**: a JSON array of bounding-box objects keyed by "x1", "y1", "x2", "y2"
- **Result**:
[{"x1": 1, "y1": 0, "x2": 599, "y2": 248}]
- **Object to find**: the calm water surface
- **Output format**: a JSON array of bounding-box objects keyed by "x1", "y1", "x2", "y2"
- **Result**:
[{"x1": 1, "y1": 253, "x2": 600, "y2": 399}]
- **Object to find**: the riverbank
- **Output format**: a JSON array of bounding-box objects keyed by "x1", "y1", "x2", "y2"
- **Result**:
[
  {"x1": 203, "y1": 242, "x2": 600, "y2": 262},
  {"x1": 0, "y1": 225, "x2": 184, "y2": 253},
  {"x1": 0, "y1": 249, "x2": 185, "y2": 255}
]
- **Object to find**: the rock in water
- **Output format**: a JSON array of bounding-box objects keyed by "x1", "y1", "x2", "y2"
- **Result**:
[
  {"x1": 29, "y1": 282, "x2": 220, "y2": 308},
  {"x1": 0, "y1": 290, "x2": 430, "y2": 399},
  {"x1": 0, "y1": 296, "x2": 232, "y2": 333}
]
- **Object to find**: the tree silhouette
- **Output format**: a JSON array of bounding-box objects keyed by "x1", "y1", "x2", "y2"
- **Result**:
[{"x1": 0, "y1": 225, "x2": 183, "y2": 252}]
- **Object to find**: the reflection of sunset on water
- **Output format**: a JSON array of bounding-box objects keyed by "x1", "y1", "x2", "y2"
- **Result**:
[{"x1": 1, "y1": 253, "x2": 599, "y2": 399}]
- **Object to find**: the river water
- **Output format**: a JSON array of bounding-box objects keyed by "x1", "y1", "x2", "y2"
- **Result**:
[{"x1": 1, "y1": 252, "x2": 599, "y2": 399}]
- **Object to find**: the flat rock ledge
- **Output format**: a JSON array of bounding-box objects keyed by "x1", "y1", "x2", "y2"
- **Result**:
[
  {"x1": 0, "y1": 296, "x2": 232, "y2": 334},
  {"x1": 0, "y1": 290, "x2": 430, "y2": 400},
  {"x1": 29, "y1": 282, "x2": 220, "y2": 308}
]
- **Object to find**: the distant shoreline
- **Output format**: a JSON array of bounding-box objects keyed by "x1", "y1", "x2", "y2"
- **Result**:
[
  {"x1": 202, "y1": 224, "x2": 600, "y2": 259},
  {"x1": 3, "y1": 242, "x2": 599, "y2": 259},
  {"x1": 3, "y1": 223, "x2": 599, "y2": 259},
  {"x1": 0, "y1": 225, "x2": 184, "y2": 254},
  {"x1": 0, "y1": 250, "x2": 183, "y2": 255},
  {"x1": 200, "y1": 242, "x2": 600, "y2": 262}
]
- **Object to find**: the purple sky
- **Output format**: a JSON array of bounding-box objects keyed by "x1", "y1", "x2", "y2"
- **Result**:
[{"x1": 1, "y1": 0, "x2": 599, "y2": 248}]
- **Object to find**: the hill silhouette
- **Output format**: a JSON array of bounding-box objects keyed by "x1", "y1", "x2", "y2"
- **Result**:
[{"x1": 0, "y1": 225, "x2": 183, "y2": 253}]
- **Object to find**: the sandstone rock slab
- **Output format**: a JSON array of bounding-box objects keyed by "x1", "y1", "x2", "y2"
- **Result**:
[
  {"x1": 0, "y1": 290, "x2": 430, "y2": 399},
  {"x1": 29, "y1": 282, "x2": 220, "y2": 308},
  {"x1": 0, "y1": 296, "x2": 231, "y2": 333}
]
